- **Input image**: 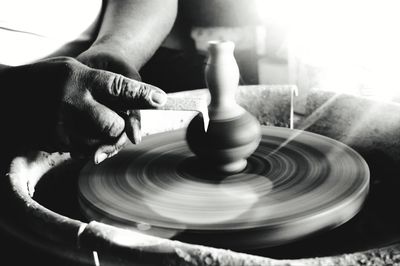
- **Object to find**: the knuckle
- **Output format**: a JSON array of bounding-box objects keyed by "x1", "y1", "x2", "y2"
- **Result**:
[
  {"x1": 54, "y1": 57, "x2": 85, "y2": 91},
  {"x1": 58, "y1": 57, "x2": 77, "y2": 76},
  {"x1": 123, "y1": 79, "x2": 139, "y2": 100},
  {"x1": 103, "y1": 115, "x2": 125, "y2": 138},
  {"x1": 109, "y1": 74, "x2": 125, "y2": 97},
  {"x1": 138, "y1": 82, "x2": 152, "y2": 100},
  {"x1": 123, "y1": 80, "x2": 150, "y2": 102}
]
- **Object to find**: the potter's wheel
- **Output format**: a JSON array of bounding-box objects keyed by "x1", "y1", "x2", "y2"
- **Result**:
[{"x1": 78, "y1": 126, "x2": 369, "y2": 249}]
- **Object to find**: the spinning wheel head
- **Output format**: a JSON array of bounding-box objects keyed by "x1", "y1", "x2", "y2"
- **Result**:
[
  {"x1": 78, "y1": 127, "x2": 369, "y2": 249},
  {"x1": 77, "y1": 41, "x2": 369, "y2": 250}
]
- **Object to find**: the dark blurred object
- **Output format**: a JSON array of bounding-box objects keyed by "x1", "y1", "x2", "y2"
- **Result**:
[
  {"x1": 180, "y1": 0, "x2": 261, "y2": 27},
  {"x1": 142, "y1": 0, "x2": 263, "y2": 91},
  {"x1": 140, "y1": 47, "x2": 207, "y2": 93}
]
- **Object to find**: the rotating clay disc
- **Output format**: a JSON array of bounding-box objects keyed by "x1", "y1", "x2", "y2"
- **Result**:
[{"x1": 78, "y1": 126, "x2": 369, "y2": 249}]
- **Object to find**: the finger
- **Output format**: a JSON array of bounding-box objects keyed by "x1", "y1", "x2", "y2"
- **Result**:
[
  {"x1": 124, "y1": 110, "x2": 142, "y2": 145},
  {"x1": 94, "y1": 132, "x2": 128, "y2": 164},
  {"x1": 86, "y1": 68, "x2": 167, "y2": 109},
  {"x1": 64, "y1": 96, "x2": 126, "y2": 158},
  {"x1": 70, "y1": 130, "x2": 128, "y2": 163},
  {"x1": 83, "y1": 96, "x2": 126, "y2": 140},
  {"x1": 61, "y1": 95, "x2": 125, "y2": 142}
]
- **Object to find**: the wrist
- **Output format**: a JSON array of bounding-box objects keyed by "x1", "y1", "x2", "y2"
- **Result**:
[
  {"x1": 77, "y1": 46, "x2": 141, "y2": 81},
  {"x1": 90, "y1": 35, "x2": 152, "y2": 70},
  {"x1": 87, "y1": 40, "x2": 127, "y2": 58}
]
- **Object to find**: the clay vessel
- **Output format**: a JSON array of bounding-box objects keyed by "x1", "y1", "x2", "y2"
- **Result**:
[{"x1": 186, "y1": 40, "x2": 261, "y2": 174}]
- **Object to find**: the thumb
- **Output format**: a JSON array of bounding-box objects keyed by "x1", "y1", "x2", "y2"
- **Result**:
[{"x1": 85, "y1": 68, "x2": 167, "y2": 110}]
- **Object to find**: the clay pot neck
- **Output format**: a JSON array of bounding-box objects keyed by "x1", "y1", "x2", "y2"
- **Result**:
[
  {"x1": 207, "y1": 40, "x2": 235, "y2": 56},
  {"x1": 205, "y1": 40, "x2": 242, "y2": 120}
]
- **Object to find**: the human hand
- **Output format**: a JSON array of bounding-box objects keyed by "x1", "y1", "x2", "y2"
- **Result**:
[
  {"x1": 0, "y1": 57, "x2": 166, "y2": 163},
  {"x1": 77, "y1": 48, "x2": 145, "y2": 161}
]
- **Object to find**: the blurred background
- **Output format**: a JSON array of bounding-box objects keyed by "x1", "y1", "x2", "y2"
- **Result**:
[
  {"x1": 184, "y1": 0, "x2": 400, "y2": 113},
  {"x1": 2, "y1": 0, "x2": 399, "y2": 112}
]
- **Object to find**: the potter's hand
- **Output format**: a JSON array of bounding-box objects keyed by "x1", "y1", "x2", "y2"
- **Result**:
[
  {"x1": 77, "y1": 49, "x2": 145, "y2": 161},
  {"x1": 0, "y1": 57, "x2": 166, "y2": 163}
]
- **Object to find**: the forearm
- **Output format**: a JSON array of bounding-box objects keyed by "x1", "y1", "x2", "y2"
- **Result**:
[{"x1": 90, "y1": 0, "x2": 178, "y2": 70}]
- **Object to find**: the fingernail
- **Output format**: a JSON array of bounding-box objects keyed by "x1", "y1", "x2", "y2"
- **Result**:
[
  {"x1": 95, "y1": 152, "x2": 108, "y2": 164},
  {"x1": 133, "y1": 127, "x2": 142, "y2": 144},
  {"x1": 150, "y1": 91, "x2": 167, "y2": 106}
]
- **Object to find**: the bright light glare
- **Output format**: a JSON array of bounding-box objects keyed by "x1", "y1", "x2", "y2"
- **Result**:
[
  {"x1": 257, "y1": 0, "x2": 400, "y2": 101},
  {"x1": 0, "y1": 0, "x2": 101, "y2": 66}
]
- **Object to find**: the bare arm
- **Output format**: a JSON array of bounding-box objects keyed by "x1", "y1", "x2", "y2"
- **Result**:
[
  {"x1": 80, "y1": 0, "x2": 178, "y2": 71},
  {"x1": 0, "y1": 1, "x2": 175, "y2": 164}
]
